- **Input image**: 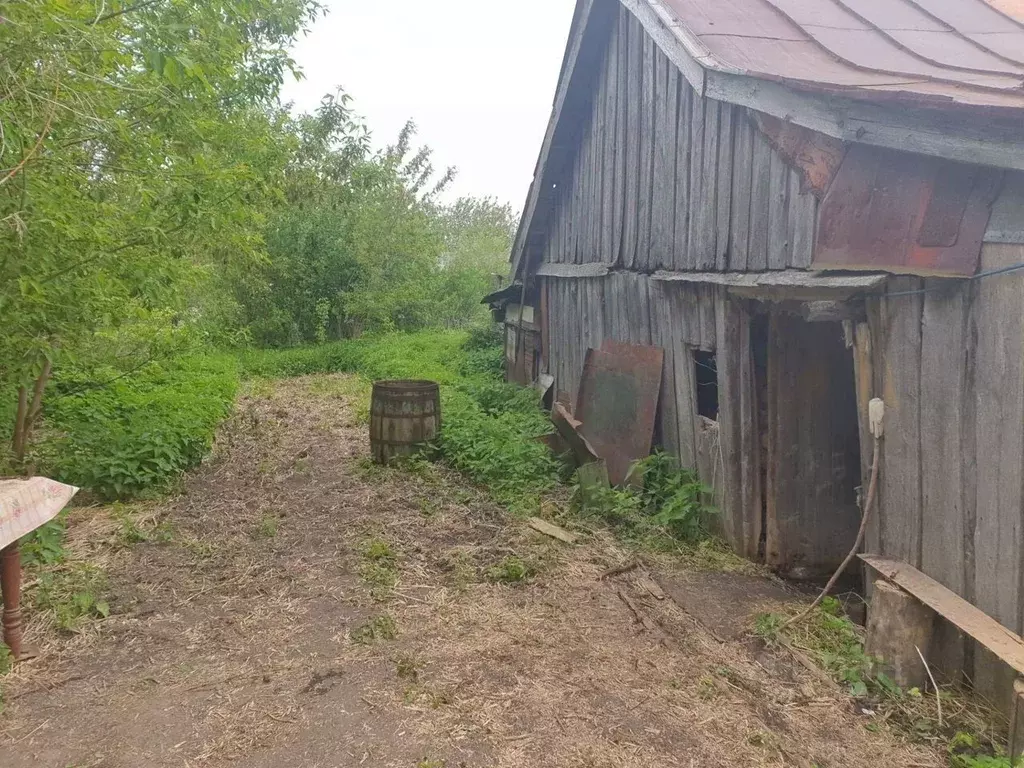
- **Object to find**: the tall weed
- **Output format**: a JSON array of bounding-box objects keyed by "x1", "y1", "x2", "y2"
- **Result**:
[{"x1": 39, "y1": 356, "x2": 238, "y2": 499}]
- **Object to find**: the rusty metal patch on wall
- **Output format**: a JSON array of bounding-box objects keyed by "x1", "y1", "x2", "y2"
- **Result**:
[
  {"x1": 575, "y1": 340, "x2": 664, "y2": 486},
  {"x1": 813, "y1": 144, "x2": 1003, "y2": 276}
]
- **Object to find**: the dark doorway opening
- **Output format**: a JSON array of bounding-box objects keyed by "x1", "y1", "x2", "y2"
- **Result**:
[
  {"x1": 693, "y1": 350, "x2": 719, "y2": 421},
  {"x1": 762, "y1": 309, "x2": 863, "y2": 584}
]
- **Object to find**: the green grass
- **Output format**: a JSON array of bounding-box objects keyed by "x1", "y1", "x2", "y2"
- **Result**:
[{"x1": 239, "y1": 327, "x2": 559, "y2": 514}]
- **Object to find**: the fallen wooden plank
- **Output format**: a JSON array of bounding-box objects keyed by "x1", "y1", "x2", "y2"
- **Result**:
[
  {"x1": 860, "y1": 555, "x2": 1024, "y2": 678},
  {"x1": 528, "y1": 517, "x2": 578, "y2": 545},
  {"x1": 638, "y1": 575, "x2": 666, "y2": 601}
]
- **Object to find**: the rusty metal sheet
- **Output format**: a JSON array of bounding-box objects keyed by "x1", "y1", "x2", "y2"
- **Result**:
[
  {"x1": 574, "y1": 340, "x2": 664, "y2": 486},
  {"x1": 813, "y1": 144, "x2": 1002, "y2": 275},
  {"x1": 753, "y1": 113, "x2": 847, "y2": 198}
]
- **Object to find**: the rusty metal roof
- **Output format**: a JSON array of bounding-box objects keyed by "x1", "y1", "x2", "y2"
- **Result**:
[{"x1": 657, "y1": 0, "x2": 1024, "y2": 110}]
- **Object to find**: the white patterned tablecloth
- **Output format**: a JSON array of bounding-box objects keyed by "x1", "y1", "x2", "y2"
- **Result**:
[{"x1": 0, "y1": 478, "x2": 79, "y2": 550}]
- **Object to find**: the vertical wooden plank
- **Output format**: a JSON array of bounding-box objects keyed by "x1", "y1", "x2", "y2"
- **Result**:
[
  {"x1": 581, "y1": 114, "x2": 594, "y2": 264},
  {"x1": 650, "y1": 280, "x2": 680, "y2": 457},
  {"x1": 697, "y1": 284, "x2": 717, "y2": 351},
  {"x1": 621, "y1": 14, "x2": 641, "y2": 270},
  {"x1": 715, "y1": 103, "x2": 734, "y2": 271},
  {"x1": 748, "y1": 131, "x2": 772, "y2": 271},
  {"x1": 716, "y1": 292, "x2": 760, "y2": 559},
  {"x1": 972, "y1": 244, "x2": 1024, "y2": 705},
  {"x1": 600, "y1": 22, "x2": 618, "y2": 265},
  {"x1": 673, "y1": 79, "x2": 692, "y2": 270},
  {"x1": 879, "y1": 277, "x2": 923, "y2": 567},
  {"x1": 789, "y1": 173, "x2": 817, "y2": 269},
  {"x1": 692, "y1": 99, "x2": 719, "y2": 270},
  {"x1": 863, "y1": 297, "x2": 886, "y2": 559},
  {"x1": 591, "y1": 64, "x2": 605, "y2": 264},
  {"x1": 651, "y1": 52, "x2": 678, "y2": 270},
  {"x1": 635, "y1": 29, "x2": 656, "y2": 270},
  {"x1": 920, "y1": 282, "x2": 970, "y2": 678},
  {"x1": 729, "y1": 114, "x2": 753, "y2": 272},
  {"x1": 686, "y1": 93, "x2": 706, "y2": 271},
  {"x1": 613, "y1": 9, "x2": 628, "y2": 266},
  {"x1": 767, "y1": 146, "x2": 791, "y2": 270},
  {"x1": 670, "y1": 284, "x2": 698, "y2": 467}
]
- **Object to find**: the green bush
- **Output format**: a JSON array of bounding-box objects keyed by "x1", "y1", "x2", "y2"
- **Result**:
[{"x1": 40, "y1": 356, "x2": 238, "y2": 499}]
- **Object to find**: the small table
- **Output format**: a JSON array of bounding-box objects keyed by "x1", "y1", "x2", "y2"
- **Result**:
[{"x1": 1, "y1": 478, "x2": 78, "y2": 660}]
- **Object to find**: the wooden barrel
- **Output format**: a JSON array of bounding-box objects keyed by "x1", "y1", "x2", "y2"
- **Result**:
[{"x1": 370, "y1": 380, "x2": 441, "y2": 464}]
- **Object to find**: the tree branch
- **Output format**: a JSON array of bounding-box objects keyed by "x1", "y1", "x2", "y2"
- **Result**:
[{"x1": 94, "y1": 0, "x2": 163, "y2": 24}]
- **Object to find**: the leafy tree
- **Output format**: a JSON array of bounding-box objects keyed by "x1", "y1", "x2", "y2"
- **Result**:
[{"x1": 0, "y1": 0, "x2": 320, "y2": 467}]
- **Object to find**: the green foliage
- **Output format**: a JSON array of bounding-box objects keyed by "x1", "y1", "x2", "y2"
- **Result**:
[
  {"x1": 632, "y1": 452, "x2": 718, "y2": 542},
  {"x1": 949, "y1": 733, "x2": 1021, "y2": 768},
  {"x1": 575, "y1": 451, "x2": 718, "y2": 547},
  {"x1": 359, "y1": 537, "x2": 400, "y2": 600},
  {"x1": 33, "y1": 563, "x2": 110, "y2": 632},
  {"x1": 756, "y1": 598, "x2": 896, "y2": 699},
  {"x1": 20, "y1": 519, "x2": 68, "y2": 567},
  {"x1": 351, "y1": 614, "x2": 398, "y2": 645},
  {"x1": 39, "y1": 356, "x2": 238, "y2": 499},
  {"x1": 486, "y1": 555, "x2": 534, "y2": 585}
]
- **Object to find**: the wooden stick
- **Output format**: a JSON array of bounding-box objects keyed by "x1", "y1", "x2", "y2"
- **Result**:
[{"x1": 915, "y1": 645, "x2": 943, "y2": 728}]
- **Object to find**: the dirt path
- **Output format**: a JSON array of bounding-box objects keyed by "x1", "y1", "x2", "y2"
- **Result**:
[{"x1": 0, "y1": 375, "x2": 942, "y2": 767}]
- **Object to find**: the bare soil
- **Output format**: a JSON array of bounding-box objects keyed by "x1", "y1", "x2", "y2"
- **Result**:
[{"x1": 0, "y1": 375, "x2": 945, "y2": 767}]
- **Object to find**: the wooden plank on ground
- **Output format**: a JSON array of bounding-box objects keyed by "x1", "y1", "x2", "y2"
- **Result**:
[
  {"x1": 861, "y1": 555, "x2": 1024, "y2": 679},
  {"x1": 529, "y1": 517, "x2": 578, "y2": 544}
]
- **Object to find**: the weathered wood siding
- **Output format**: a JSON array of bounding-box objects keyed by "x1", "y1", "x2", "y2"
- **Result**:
[
  {"x1": 537, "y1": 3, "x2": 818, "y2": 272},
  {"x1": 543, "y1": 271, "x2": 759, "y2": 557},
  {"x1": 852, "y1": 246, "x2": 1024, "y2": 707}
]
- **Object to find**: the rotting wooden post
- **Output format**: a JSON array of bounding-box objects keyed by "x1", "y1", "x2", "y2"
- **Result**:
[
  {"x1": 865, "y1": 579, "x2": 935, "y2": 690},
  {"x1": 1010, "y1": 678, "x2": 1024, "y2": 762},
  {"x1": 1, "y1": 542, "x2": 23, "y2": 660}
]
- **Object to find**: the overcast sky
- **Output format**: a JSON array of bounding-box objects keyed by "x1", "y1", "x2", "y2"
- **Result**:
[{"x1": 280, "y1": 0, "x2": 578, "y2": 210}]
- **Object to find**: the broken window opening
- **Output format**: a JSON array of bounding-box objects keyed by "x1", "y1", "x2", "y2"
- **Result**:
[{"x1": 693, "y1": 350, "x2": 719, "y2": 421}]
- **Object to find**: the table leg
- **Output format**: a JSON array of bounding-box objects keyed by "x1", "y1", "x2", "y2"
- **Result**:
[{"x1": 1, "y1": 541, "x2": 23, "y2": 660}]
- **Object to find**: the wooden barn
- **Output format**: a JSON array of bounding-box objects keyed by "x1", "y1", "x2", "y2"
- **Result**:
[{"x1": 509, "y1": 0, "x2": 1024, "y2": 705}]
